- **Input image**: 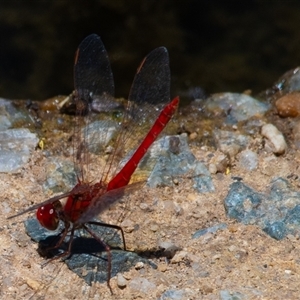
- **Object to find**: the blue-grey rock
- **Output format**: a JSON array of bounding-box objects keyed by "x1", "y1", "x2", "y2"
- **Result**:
[
  {"x1": 224, "y1": 178, "x2": 300, "y2": 240},
  {"x1": 0, "y1": 128, "x2": 38, "y2": 172},
  {"x1": 213, "y1": 129, "x2": 249, "y2": 158},
  {"x1": 204, "y1": 93, "x2": 270, "y2": 123},
  {"x1": 129, "y1": 277, "x2": 156, "y2": 293},
  {"x1": 147, "y1": 134, "x2": 214, "y2": 193},
  {"x1": 224, "y1": 181, "x2": 264, "y2": 224},
  {"x1": 272, "y1": 67, "x2": 300, "y2": 93},
  {"x1": 237, "y1": 150, "x2": 258, "y2": 171},
  {"x1": 82, "y1": 120, "x2": 119, "y2": 154},
  {"x1": 0, "y1": 115, "x2": 12, "y2": 130},
  {"x1": 0, "y1": 98, "x2": 33, "y2": 130},
  {"x1": 159, "y1": 289, "x2": 187, "y2": 300},
  {"x1": 42, "y1": 158, "x2": 77, "y2": 194},
  {"x1": 220, "y1": 290, "x2": 245, "y2": 300},
  {"x1": 263, "y1": 221, "x2": 286, "y2": 240},
  {"x1": 192, "y1": 223, "x2": 227, "y2": 239}
]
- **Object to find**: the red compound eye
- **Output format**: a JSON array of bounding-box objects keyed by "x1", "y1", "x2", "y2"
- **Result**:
[{"x1": 36, "y1": 203, "x2": 59, "y2": 230}]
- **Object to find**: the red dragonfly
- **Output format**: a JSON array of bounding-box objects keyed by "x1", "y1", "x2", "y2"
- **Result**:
[{"x1": 8, "y1": 34, "x2": 179, "y2": 293}]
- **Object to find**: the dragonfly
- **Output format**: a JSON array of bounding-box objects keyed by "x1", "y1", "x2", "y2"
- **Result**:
[{"x1": 8, "y1": 34, "x2": 179, "y2": 293}]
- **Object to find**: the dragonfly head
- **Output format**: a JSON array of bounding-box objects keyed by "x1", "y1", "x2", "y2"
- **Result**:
[{"x1": 36, "y1": 202, "x2": 60, "y2": 230}]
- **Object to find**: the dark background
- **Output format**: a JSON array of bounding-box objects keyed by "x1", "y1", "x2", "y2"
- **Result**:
[{"x1": 1, "y1": 0, "x2": 300, "y2": 101}]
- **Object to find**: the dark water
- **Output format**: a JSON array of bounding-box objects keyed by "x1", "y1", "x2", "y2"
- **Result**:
[{"x1": 1, "y1": 1, "x2": 300, "y2": 101}]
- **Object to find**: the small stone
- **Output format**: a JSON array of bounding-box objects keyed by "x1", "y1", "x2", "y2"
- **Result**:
[
  {"x1": 201, "y1": 284, "x2": 213, "y2": 294},
  {"x1": 149, "y1": 223, "x2": 159, "y2": 232},
  {"x1": 212, "y1": 254, "x2": 221, "y2": 260},
  {"x1": 157, "y1": 264, "x2": 168, "y2": 272},
  {"x1": 213, "y1": 129, "x2": 249, "y2": 159},
  {"x1": 117, "y1": 273, "x2": 127, "y2": 288},
  {"x1": 228, "y1": 245, "x2": 237, "y2": 252},
  {"x1": 190, "y1": 132, "x2": 197, "y2": 139},
  {"x1": 158, "y1": 241, "x2": 180, "y2": 258},
  {"x1": 139, "y1": 203, "x2": 149, "y2": 211},
  {"x1": 187, "y1": 193, "x2": 198, "y2": 201},
  {"x1": 121, "y1": 219, "x2": 135, "y2": 233},
  {"x1": 171, "y1": 251, "x2": 188, "y2": 263},
  {"x1": 160, "y1": 289, "x2": 187, "y2": 300},
  {"x1": 237, "y1": 149, "x2": 258, "y2": 171},
  {"x1": 204, "y1": 93, "x2": 269, "y2": 122},
  {"x1": 173, "y1": 178, "x2": 179, "y2": 185},
  {"x1": 26, "y1": 278, "x2": 42, "y2": 291},
  {"x1": 129, "y1": 277, "x2": 156, "y2": 293},
  {"x1": 275, "y1": 92, "x2": 300, "y2": 117},
  {"x1": 261, "y1": 123, "x2": 287, "y2": 154},
  {"x1": 21, "y1": 260, "x2": 31, "y2": 268},
  {"x1": 209, "y1": 163, "x2": 217, "y2": 174},
  {"x1": 0, "y1": 128, "x2": 39, "y2": 173},
  {"x1": 82, "y1": 120, "x2": 118, "y2": 154},
  {"x1": 220, "y1": 290, "x2": 245, "y2": 300},
  {"x1": 135, "y1": 262, "x2": 144, "y2": 270}
]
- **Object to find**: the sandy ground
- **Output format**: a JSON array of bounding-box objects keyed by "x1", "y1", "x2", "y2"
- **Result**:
[{"x1": 2, "y1": 124, "x2": 300, "y2": 300}]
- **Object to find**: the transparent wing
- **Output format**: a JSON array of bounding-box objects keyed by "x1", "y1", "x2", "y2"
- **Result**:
[
  {"x1": 74, "y1": 34, "x2": 114, "y2": 109},
  {"x1": 7, "y1": 191, "x2": 72, "y2": 219},
  {"x1": 100, "y1": 47, "x2": 171, "y2": 183}
]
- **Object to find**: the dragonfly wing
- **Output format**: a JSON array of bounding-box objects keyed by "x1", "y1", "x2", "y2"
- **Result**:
[
  {"x1": 74, "y1": 34, "x2": 115, "y2": 113},
  {"x1": 129, "y1": 47, "x2": 170, "y2": 106},
  {"x1": 7, "y1": 191, "x2": 72, "y2": 219},
  {"x1": 73, "y1": 34, "x2": 116, "y2": 182},
  {"x1": 76, "y1": 182, "x2": 144, "y2": 224}
]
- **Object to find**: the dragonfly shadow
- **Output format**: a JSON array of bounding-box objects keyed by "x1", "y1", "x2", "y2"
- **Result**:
[
  {"x1": 136, "y1": 244, "x2": 182, "y2": 261},
  {"x1": 37, "y1": 235, "x2": 111, "y2": 259},
  {"x1": 25, "y1": 218, "x2": 159, "y2": 285}
]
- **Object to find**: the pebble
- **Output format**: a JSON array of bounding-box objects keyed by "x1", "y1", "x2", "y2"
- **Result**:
[
  {"x1": 237, "y1": 149, "x2": 258, "y2": 171},
  {"x1": 158, "y1": 241, "x2": 181, "y2": 258},
  {"x1": 208, "y1": 163, "x2": 217, "y2": 174},
  {"x1": 129, "y1": 277, "x2": 156, "y2": 293},
  {"x1": 26, "y1": 278, "x2": 41, "y2": 291},
  {"x1": 82, "y1": 120, "x2": 119, "y2": 154},
  {"x1": 117, "y1": 273, "x2": 127, "y2": 288},
  {"x1": 149, "y1": 223, "x2": 159, "y2": 232},
  {"x1": 159, "y1": 289, "x2": 187, "y2": 300},
  {"x1": 272, "y1": 67, "x2": 300, "y2": 93},
  {"x1": 209, "y1": 150, "x2": 229, "y2": 173},
  {"x1": 201, "y1": 284, "x2": 213, "y2": 294},
  {"x1": 157, "y1": 263, "x2": 168, "y2": 272},
  {"x1": 121, "y1": 218, "x2": 135, "y2": 233},
  {"x1": 213, "y1": 129, "x2": 249, "y2": 159},
  {"x1": 261, "y1": 123, "x2": 287, "y2": 154},
  {"x1": 204, "y1": 92, "x2": 269, "y2": 123},
  {"x1": 171, "y1": 250, "x2": 188, "y2": 263},
  {"x1": 275, "y1": 92, "x2": 300, "y2": 117},
  {"x1": 139, "y1": 202, "x2": 149, "y2": 211},
  {"x1": 0, "y1": 98, "x2": 32, "y2": 130},
  {"x1": 0, "y1": 128, "x2": 39, "y2": 173},
  {"x1": 135, "y1": 261, "x2": 145, "y2": 270},
  {"x1": 189, "y1": 132, "x2": 197, "y2": 139},
  {"x1": 220, "y1": 290, "x2": 245, "y2": 300},
  {"x1": 42, "y1": 158, "x2": 76, "y2": 194},
  {"x1": 192, "y1": 223, "x2": 227, "y2": 239}
]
